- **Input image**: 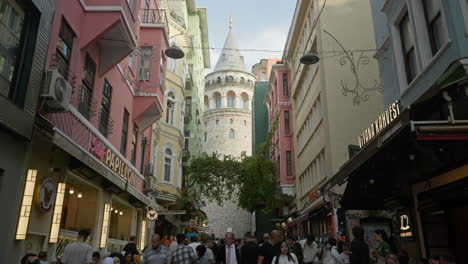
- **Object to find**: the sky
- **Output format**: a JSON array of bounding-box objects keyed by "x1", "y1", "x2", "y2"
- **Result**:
[{"x1": 196, "y1": 0, "x2": 297, "y2": 73}]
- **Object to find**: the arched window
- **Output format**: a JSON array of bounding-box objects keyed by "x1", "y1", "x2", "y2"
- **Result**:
[
  {"x1": 229, "y1": 129, "x2": 235, "y2": 139},
  {"x1": 227, "y1": 90, "x2": 236, "y2": 108},
  {"x1": 204, "y1": 95, "x2": 209, "y2": 110},
  {"x1": 216, "y1": 77, "x2": 221, "y2": 83},
  {"x1": 230, "y1": 119, "x2": 233, "y2": 124},
  {"x1": 244, "y1": 120, "x2": 247, "y2": 126},
  {"x1": 204, "y1": 132, "x2": 207, "y2": 142},
  {"x1": 225, "y1": 76, "x2": 229, "y2": 83},
  {"x1": 240, "y1": 92, "x2": 249, "y2": 110},
  {"x1": 216, "y1": 120, "x2": 219, "y2": 125},
  {"x1": 228, "y1": 76, "x2": 234, "y2": 82},
  {"x1": 166, "y1": 92, "x2": 176, "y2": 125},
  {"x1": 163, "y1": 148, "x2": 173, "y2": 183},
  {"x1": 240, "y1": 77, "x2": 245, "y2": 84},
  {"x1": 213, "y1": 92, "x2": 221, "y2": 109}
]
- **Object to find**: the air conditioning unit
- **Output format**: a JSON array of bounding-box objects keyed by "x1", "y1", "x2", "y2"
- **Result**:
[
  {"x1": 145, "y1": 176, "x2": 155, "y2": 191},
  {"x1": 144, "y1": 163, "x2": 154, "y2": 176},
  {"x1": 41, "y1": 69, "x2": 72, "y2": 112}
]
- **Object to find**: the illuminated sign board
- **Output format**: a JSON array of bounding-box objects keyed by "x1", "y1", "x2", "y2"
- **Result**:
[
  {"x1": 359, "y1": 101, "x2": 400, "y2": 148},
  {"x1": 398, "y1": 211, "x2": 413, "y2": 240}
]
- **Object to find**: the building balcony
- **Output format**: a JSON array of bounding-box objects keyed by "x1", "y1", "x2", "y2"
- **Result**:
[
  {"x1": 184, "y1": 111, "x2": 192, "y2": 124},
  {"x1": 139, "y1": 8, "x2": 169, "y2": 35},
  {"x1": 79, "y1": 0, "x2": 138, "y2": 74},
  {"x1": 132, "y1": 93, "x2": 164, "y2": 131}
]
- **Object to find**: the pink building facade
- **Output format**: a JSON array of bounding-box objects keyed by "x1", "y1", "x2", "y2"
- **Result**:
[
  {"x1": 9, "y1": 0, "x2": 173, "y2": 260},
  {"x1": 265, "y1": 63, "x2": 295, "y2": 198}
]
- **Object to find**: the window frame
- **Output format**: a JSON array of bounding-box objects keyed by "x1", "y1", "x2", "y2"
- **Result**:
[
  {"x1": 131, "y1": 123, "x2": 138, "y2": 165},
  {"x1": 99, "y1": 80, "x2": 113, "y2": 137},
  {"x1": 229, "y1": 129, "x2": 235, "y2": 139},
  {"x1": 166, "y1": 91, "x2": 176, "y2": 125},
  {"x1": 284, "y1": 110, "x2": 291, "y2": 135},
  {"x1": 282, "y1": 72, "x2": 289, "y2": 96},
  {"x1": 120, "y1": 109, "x2": 130, "y2": 155},
  {"x1": 79, "y1": 54, "x2": 96, "y2": 119},
  {"x1": 421, "y1": 0, "x2": 447, "y2": 56},
  {"x1": 286, "y1": 151, "x2": 292, "y2": 177},
  {"x1": 461, "y1": 0, "x2": 468, "y2": 34},
  {"x1": 138, "y1": 46, "x2": 152, "y2": 81},
  {"x1": 163, "y1": 148, "x2": 173, "y2": 184},
  {"x1": 55, "y1": 18, "x2": 75, "y2": 80}
]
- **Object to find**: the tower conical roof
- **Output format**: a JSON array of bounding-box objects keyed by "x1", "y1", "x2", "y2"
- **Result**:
[{"x1": 214, "y1": 29, "x2": 246, "y2": 72}]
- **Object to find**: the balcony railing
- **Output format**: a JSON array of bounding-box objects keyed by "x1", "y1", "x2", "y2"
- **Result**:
[
  {"x1": 76, "y1": 85, "x2": 98, "y2": 120},
  {"x1": 98, "y1": 107, "x2": 114, "y2": 137},
  {"x1": 140, "y1": 9, "x2": 169, "y2": 34}
]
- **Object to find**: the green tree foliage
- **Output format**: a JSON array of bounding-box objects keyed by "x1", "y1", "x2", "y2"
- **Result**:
[{"x1": 185, "y1": 111, "x2": 285, "y2": 212}]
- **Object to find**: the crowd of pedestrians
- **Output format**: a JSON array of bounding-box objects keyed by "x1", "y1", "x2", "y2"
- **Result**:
[{"x1": 20, "y1": 227, "x2": 452, "y2": 264}]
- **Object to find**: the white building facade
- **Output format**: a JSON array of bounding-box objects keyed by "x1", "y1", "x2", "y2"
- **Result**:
[{"x1": 202, "y1": 25, "x2": 256, "y2": 238}]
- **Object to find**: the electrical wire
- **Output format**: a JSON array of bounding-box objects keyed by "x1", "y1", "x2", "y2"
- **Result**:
[{"x1": 100, "y1": 37, "x2": 381, "y2": 55}]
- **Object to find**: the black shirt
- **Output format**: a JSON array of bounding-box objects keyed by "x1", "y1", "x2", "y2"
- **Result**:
[
  {"x1": 241, "y1": 241, "x2": 259, "y2": 264},
  {"x1": 349, "y1": 239, "x2": 369, "y2": 264},
  {"x1": 123, "y1": 242, "x2": 139, "y2": 255},
  {"x1": 259, "y1": 242, "x2": 280, "y2": 264}
]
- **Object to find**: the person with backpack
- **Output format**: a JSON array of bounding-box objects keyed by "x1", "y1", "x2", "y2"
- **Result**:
[{"x1": 271, "y1": 242, "x2": 298, "y2": 264}]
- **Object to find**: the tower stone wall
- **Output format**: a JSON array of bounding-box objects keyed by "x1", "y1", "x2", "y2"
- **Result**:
[{"x1": 202, "y1": 27, "x2": 256, "y2": 238}]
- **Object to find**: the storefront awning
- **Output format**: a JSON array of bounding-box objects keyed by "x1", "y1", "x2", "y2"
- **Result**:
[{"x1": 52, "y1": 128, "x2": 160, "y2": 210}]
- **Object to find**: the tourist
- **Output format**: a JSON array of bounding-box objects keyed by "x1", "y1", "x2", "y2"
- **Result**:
[
  {"x1": 241, "y1": 232, "x2": 259, "y2": 264},
  {"x1": 349, "y1": 227, "x2": 369, "y2": 264},
  {"x1": 125, "y1": 252, "x2": 137, "y2": 264},
  {"x1": 21, "y1": 253, "x2": 39, "y2": 264},
  {"x1": 62, "y1": 229, "x2": 94, "y2": 264},
  {"x1": 38, "y1": 251, "x2": 48, "y2": 264},
  {"x1": 197, "y1": 245, "x2": 210, "y2": 264},
  {"x1": 321, "y1": 238, "x2": 343, "y2": 264},
  {"x1": 217, "y1": 232, "x2": 240, "y2": 264},
  {"x1": 142, "y1": 234, "x2": 170, "y2": 264},
  {"x1": 271, "y1": 242, "x2": 298, "y2": 264},
  {"x1": 204, "y1": 239, "x2": 217, "y2": 264},
  {"x1": 260, "y1": 234, "x2": 270, "y2": 247},
  {"x1": 336, "y1": 241, "x2": 349, "y2": 264},
  {"x1": 124, "y1": 235, "x2": 139, "y2": 255},
  {"x1": 102, "y1": 258, "x2": 114, "y2": 264},
  {"x1": 171, "y1": 233, "x2": 198, "y2": 264},
  {"x1": 285, "y1": 237, "x2": 303, "y2": 264},
  {"x1": 374, "y1": 230, "x2": 392, "y2": 259},
  {"x1": 301, "y1": 235, "x2": 318, "y2": 264},
  {"x1": 188, "y1": 236, "x2": 202, "y2": 254},
  {"x1": 385, "y1": 254, "x2": 399, "y2": 264},
  {"x1": 92, "y1": 252, "x2": 101, "y2": 264}
]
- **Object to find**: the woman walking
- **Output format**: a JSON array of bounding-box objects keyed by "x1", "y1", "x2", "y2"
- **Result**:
[{"x1": 271, "y1": 242, "x2": 298, "y2": 264}]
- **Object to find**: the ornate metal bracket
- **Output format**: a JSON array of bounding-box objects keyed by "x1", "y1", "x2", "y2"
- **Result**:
[{"x1": 323, "y1": 29, "x2": 383, "y2": 105}]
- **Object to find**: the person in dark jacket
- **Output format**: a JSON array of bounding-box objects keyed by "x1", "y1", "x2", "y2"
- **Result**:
[
  {"x1": 349, "y1": 226, "x2": 369, "y2": 264},
  {"x1": 241, "y1": 233, "x2": 259, "y2": 264},
  {"x1": 217, "y1": 232, "x2": 240, "y2": 264},
  {"x1": 286, "y1": 237, "x2": 304, "y2": 264},
  {"x1": 123, "y1": 235, "x2": 139, "y2": 255}
]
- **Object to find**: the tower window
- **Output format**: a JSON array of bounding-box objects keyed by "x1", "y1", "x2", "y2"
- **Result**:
[
  {"x1": 229, "y1": 129, "x2": 235, "y2": 139},
  {"x1": 230, "y1": 119, "x2": 233, "y2": 124}
]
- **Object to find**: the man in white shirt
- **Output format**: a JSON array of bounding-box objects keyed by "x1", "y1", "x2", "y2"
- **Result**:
[
  {"x1": 217, "y1": 232, "x2": 240, "y2": 264},
  {"x1": 301, "y1": 235, "x2": 318, "y2": 264},
  {"x1": 188, "y1": 236, "x2": 202, "y2": 254},
  {"x1": 204, "y1": 239, "x2": 216, "y2": 264},
  {"x1": 61, "y1": 229, "x2": 93, "y2": 264}
]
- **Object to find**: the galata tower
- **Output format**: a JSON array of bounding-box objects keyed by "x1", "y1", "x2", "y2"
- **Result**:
[{"x1": 202, "y1": 19, "x2": 257, "y2": 238}]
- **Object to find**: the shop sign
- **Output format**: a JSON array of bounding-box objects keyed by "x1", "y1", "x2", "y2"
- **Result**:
[
  {"x1": 91, "y1": 137, "x2": 136, "y2": 186},
  {"x1": 398, "y1": 211, "x2": 413, "y2": 239},
  {"x1": 147, "y1": 209, "x2": 158, "y2": 221},
  {"x1": 39, "y1": 178, "x2": 56, "y2": 211},
  {"x1": 308, "y1": 189, "x2": 321, "y2": 202},
  {"x1": 359, "y1": 100, "x2": 400, "y2": 148}
]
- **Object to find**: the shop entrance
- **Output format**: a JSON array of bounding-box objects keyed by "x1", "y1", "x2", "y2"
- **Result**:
[{"x1": 418, "y1": 176, "x2": 468, "y2": 263}]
